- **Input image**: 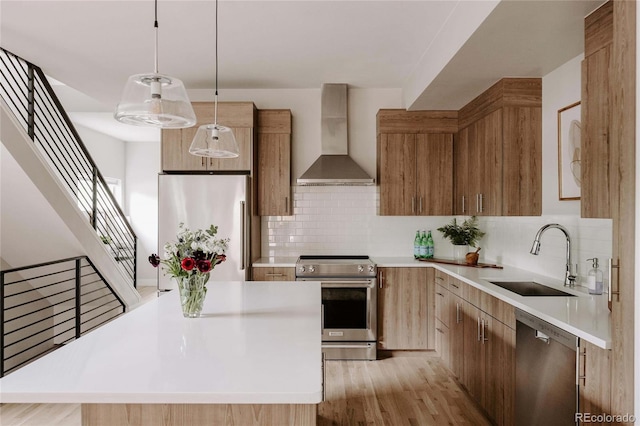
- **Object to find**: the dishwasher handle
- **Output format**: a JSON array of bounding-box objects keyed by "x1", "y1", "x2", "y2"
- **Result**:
[{"x1": 535, "y1": 330, "x2": 550, "y2": 344}]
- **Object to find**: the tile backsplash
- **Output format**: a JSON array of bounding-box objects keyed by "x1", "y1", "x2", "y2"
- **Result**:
[{"x1": 262, "y1": 186, "x2": 612, "y2": 286}]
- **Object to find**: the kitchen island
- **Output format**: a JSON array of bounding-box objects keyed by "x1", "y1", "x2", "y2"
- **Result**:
[{"x1": 0, "y1": 281, "x2": 323, "y2": 426}]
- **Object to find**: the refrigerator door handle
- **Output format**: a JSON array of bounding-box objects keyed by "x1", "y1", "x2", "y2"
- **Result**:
[{"x1": 240, "y1": 201, "x2": 246, "y2": 271}]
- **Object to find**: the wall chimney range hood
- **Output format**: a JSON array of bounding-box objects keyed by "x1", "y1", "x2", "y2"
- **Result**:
[{"x1": 297, "y1": 84, "x2": 375, "y2": 186}]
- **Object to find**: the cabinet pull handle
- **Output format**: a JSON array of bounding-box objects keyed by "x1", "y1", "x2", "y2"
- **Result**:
[
  {"x1": 436, "y1": 327, "x2": 444, "y2": 334},
  {"x1": 436, "y1": 292, "x2": 444, "y2": 297},
  {"x1": 240, "y1": 201, "x2": 246, "y2": 270},
  {"x1": 285, "y1": 196, "x2": 289, "y2": 213},
  {"x1": 482, "y1": 318, "x2": 488, "y2": 344},
  {"x1": 477, "y1": 317, "x2": 481, "y2": 342},
  {"x1": 451, "y1": 283, "x2": 459, "y2": 289},
  {"x1": 435, "y1": 276, "x2": 444, "y2": 282},
  {"x1": 608, "y1": 258, "x2": 620, "y2": 302},
  {"x1": 419, "y1": 197, "x2": 423, "y2": 214},
  {"x1": 577, "y1": 347, "x2": 587, "y2": 386},
  {"x1": 379, "y1": 271, "x2": 384, "y2": 289},
  {"x1": 479, "y1": 194, "x2": 484, "y2": 213},
  {"x1": 411, "y1": 197, "x2": 415, "y2": 214},
  {"x1": 456, "y1": 303, "x2": 461, "y2": 324},
  {"x1": 322, "y1": 352, "x2": 326, "y2": 401},
  {"x1": 462, "y1": 195, "x2": 466, "y2": 214},
  {"x1": 476, "y1": 194, "x2": 480, "y2": 213}
]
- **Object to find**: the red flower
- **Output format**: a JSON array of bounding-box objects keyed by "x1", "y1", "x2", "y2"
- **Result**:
[
  {"x1": 196, "y1": 259, "x2": 212, "y2": 273},
  {"x1": 181, "y1": 257, "x2": 196, "y2": 271},
  {"x1": 148, "y1": 254, "x2": 160, "y2": 267},
  {"x1": 215, "y1": 254, "x2": 227, "y2": 264}
]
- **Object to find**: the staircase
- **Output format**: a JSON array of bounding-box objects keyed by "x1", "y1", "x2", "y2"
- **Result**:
[
  {"x1": 1, "y1": 47, "x2": 140, "y2": 301},
  {"x1": 0, "y1": 48, "x2": 137, "y2": 286}
]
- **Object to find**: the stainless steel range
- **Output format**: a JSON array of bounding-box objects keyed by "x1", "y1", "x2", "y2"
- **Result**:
[{"x1": 296, "y1": 255, "x2": 377, "y2": 361}]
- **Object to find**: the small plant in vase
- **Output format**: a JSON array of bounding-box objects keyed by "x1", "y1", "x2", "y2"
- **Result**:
[{"x1": 437, "y1": 216, "x2": 485, "y2": 262}]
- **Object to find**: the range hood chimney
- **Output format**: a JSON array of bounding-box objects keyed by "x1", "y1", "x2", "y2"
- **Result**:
[{"x1": 297, "y1": 84, "x2": 375, "y2": 186}]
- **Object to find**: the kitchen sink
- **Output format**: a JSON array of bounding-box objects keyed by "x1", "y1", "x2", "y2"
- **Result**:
[{"x1": 488, "y1": 281, "x2": 577, "y2": 297}]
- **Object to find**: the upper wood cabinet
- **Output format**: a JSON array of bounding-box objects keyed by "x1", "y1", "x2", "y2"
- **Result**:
[
  {"x1": 377, "y1": 110, "x2": 457, "y2": 216},
  {"x1": 257, "y1": 110, "x2": 292, "y2": 216},
  {"x1": 161, "y1": 102, "x2": 256, "y2": 172},
  {"x1": 581, "y1": 0, "x2": 612, "y2": 219},
  {"x1": 377, "y1": 267, "x2": 434, "y2": 350},
  {"x1": 455, "y1": 78, "x2": 542, "y2": 216}
]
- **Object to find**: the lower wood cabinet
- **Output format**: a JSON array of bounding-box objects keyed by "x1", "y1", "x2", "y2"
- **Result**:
[
  {"x1": 377, "y1": 267, "x2": 434, "y2": 350},
  {"x1": 251, "y1": 267, "x2": 295, "y2": 281},
  {"x1": 449, "y1": 293, "x2": 465, "y2": 381},
  {"x1": 435, "y1": 272, "x2": 515, "y2": 426},
  {"x1": 579, "y1": 340, "x2": 611, "y2": 417}
]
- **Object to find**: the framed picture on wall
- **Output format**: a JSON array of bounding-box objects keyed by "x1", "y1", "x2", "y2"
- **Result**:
[{"x1": 557, "y1": 101, "x2": 581, "y2": 200}]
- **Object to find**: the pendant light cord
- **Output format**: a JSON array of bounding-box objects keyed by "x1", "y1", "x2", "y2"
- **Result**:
[
  {"x1": 214, "y1": 0, "x2": 219, "y2": 125},
  {"x1": 154, "y1": 0, "x2": 159, "y2": 74}
]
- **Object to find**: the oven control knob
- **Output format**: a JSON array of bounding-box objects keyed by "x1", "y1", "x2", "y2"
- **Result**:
[
  {"x1": 299, "y1": 266, "x2": 306, "y2": 273},
  {"x1": 309, "y1": 265, "x2": 316, "y2": 273},
  {"x1": 368, "y1": 265, "x2": 375, "y2": 273},
  {"x1": 358, "y1": 265, "x2": 365, "y2": 273}
]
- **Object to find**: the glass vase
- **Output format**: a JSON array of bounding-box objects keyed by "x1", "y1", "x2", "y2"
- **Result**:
[
  {"x1": 177, "y1": 274, "x2": 209, "y2": 318},
  {"x1": 452, "y1": 244, "x2": 469, "y2": 262}
]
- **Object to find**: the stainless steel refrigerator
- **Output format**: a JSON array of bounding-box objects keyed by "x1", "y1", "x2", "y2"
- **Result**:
[{"x1": 157, "y1": 174, "x2": 250, "y2": 291}]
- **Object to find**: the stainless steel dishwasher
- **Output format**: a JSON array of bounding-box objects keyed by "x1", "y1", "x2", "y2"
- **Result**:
[{"x1": 515, "y1": 309, "x2": 579, "y2": 426}]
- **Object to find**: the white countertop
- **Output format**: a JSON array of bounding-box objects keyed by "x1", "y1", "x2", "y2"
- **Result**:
[
  {"x1": 0, "y1": 281, "x2": 323, "y2": 404},
  {"x1": 373, "y1": 257, "x2": 612, "y2": 349}
]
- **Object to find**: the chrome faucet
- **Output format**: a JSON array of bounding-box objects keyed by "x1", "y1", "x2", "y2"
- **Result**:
[{"x1": 530, "y1": 223, "x2": 576, "y2": 287}]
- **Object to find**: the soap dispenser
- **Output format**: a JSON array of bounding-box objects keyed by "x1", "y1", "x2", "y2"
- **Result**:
[{"x1": 586, "y1": 258, "x2": 604, "y2": 295}]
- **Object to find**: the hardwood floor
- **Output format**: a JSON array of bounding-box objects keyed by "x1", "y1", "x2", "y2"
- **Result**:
[
  {"x1": 2, "y1": 288, "x2": 490, "y2": 426},
  {"x1": 319, "y1": 353, "x2": 491, "y2": 426}
]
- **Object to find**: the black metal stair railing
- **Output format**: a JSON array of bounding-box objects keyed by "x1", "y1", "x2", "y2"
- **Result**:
[
  {"x1": 0, "y1": 256, "x2": 125, "y2": 377},
  {"x1": 0, "y1": 47, "x2": 137, "y2": 286}
]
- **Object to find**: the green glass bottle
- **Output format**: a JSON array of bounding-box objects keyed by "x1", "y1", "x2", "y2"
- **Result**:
[
  {"x1": 426, "y1": 230, "x2": 434, "y2": 259},
  {"x1": 419, "y1": 231, "x2": 427, "y2": 259},
  {"x1": 413, "y1": 230, "x2": 421, "y2": 259}
]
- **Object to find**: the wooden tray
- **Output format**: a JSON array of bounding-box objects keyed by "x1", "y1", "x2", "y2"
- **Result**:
[{"x1": 417, "y1": 257, "x2": 504, "y2": 269}]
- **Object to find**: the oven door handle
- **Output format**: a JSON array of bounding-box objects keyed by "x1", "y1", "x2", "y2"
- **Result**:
[
  {"x1": 321, "y1": 281, "x2": 374, "y2": 288},
  {"x1": 322, "y1": 343, "x2": 374, "y2": 349}
]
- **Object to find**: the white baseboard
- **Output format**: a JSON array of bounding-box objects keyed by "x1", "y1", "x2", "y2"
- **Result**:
[{"x1": 136, "y1": 279, "x2": 157, "y2": 288}]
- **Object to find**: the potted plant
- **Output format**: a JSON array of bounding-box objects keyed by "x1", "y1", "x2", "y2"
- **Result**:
[{"x1": 437, "y1": 216, "x2": 485, "y2": 261}]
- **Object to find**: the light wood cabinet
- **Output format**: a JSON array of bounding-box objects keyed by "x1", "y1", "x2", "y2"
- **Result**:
[
  {"x1": 257, "y1": 110, "x2": 292, "y2": 216},
  {"x1": 449, "y1": 293, "x2": 465, "y2": 381},
  {"x1": 455, "y1": 78, "x2": 542, "y2": 216},
  {"x1": 580, "y1": 1, "x2": 634, "y2": 418},
  {"x1": 467, "y1": 110, "x2": 502, "y2": 216},
  {"x1": 162, "y1": 102, "x2": 255, "y2": 172},
  {"x1": 578, "y1": 340, "x2": 611, "y2": 419},
  {"x1": 377, "y1": 267, "x2": 434, "y2": 350},
  {"x1": 436, "y1": 271, "x2": 514, "y2": 426},
  {"x1": 582, "y1": 1, "x2": 612, "y2": 219},
  {"x1": 251, "y1": 267, "x2": 295, "y2": 281},
  {"x1": 377, "y1": 110, "x2": 457, "y2": 216},
  {"x1": 453, "y1": 129, "x2": 469, "y2": 215}
]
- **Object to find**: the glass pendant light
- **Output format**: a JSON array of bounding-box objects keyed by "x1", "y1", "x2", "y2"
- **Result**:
[
  {"x1": 189, "y1": 0, "x2": 239, "y2": 158},
  {"x1": 114, "y1": 0, "x2": 196, "y2": 128}
]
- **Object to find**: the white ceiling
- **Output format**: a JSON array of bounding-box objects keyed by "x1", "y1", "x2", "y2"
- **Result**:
[{"x1": 1, "y1": 0, "x2": 604, "y2": 140}]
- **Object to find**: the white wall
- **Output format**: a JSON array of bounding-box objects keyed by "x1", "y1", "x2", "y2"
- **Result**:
[
  {"x1": 541, "y1": 54, "x2": 583, "y2": 216},
  {"x1": 75, "y1": 124, "x2": 126, "y2": 207},
  {"x1": 0, "y1": 143, "x2": 85, "y2": 266},
  {"x1": 125, "y1": 142, "x2": 160, "y2": 287}
]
